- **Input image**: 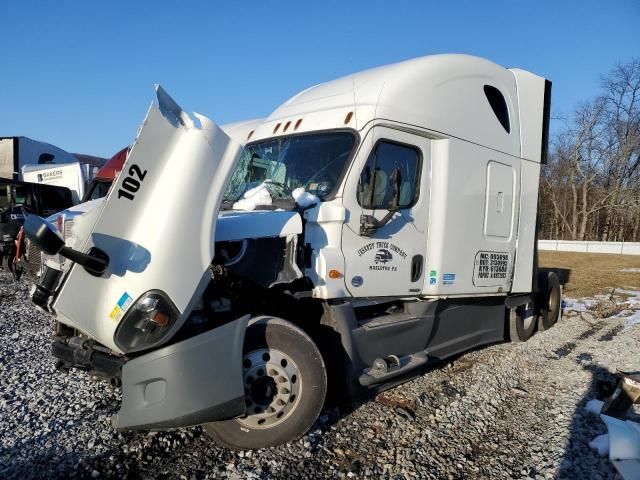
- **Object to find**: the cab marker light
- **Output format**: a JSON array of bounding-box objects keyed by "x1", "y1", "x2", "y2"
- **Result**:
[
  {"x1": 329, "y1": 269, "x2": 343, "y2": 279},
  {"x1": 344, "y1": 111, "x2": 353, "y2": 124}
]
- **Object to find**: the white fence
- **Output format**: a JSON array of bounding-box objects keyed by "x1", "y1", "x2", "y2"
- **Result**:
[{"x1": 538, "y1": 240, "x2": 640, "y2": 255}]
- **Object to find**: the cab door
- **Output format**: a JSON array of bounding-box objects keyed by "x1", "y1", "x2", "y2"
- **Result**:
[{"x1": 341, "y1": 126, "x2": 430, "y2": 297}]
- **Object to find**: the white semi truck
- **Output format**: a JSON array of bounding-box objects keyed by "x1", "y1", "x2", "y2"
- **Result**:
[{"x1": 25, "y1": 54, "x2": 560, "y2": 449}]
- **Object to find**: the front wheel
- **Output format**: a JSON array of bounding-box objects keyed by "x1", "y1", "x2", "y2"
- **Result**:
[{"x1": 204, "y1": 317, "x2": 327, "y2": 449}]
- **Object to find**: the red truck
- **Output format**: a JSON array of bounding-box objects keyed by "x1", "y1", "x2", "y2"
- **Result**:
[{"x1": 82, "y1": 147, "x2": 128, "y2": 201}]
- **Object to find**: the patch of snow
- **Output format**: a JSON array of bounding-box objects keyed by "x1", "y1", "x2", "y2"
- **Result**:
[
  {"x1": 624, "y1": 310, "x2": 640, "y2": 330},
  {"x1": 292, "y1": 187, "x2": 318, "y2": 209},
  {"x1": 620, "y1": 268, "x2": 640, "y2": 273},
  {"x1": 618, "y1": 289, "x2": 640, "y2": 306},
  {"x1": 611, "y1": 289, "x2": 640, "y2": 330},
  {"x1": 563, "y1": 297, "x2": 598, "y2": 313},
  {"x1": 232, "y1": 183, "x2": 272, "y2": 211},
  {"x1": 586, "y1": 399, "x2": 604, "y2": 415},
  {"x1": 589, "y1": 434, "x2": 610, "y2": 457},
  {"x1": 601, "y1": 415, "x2": 640, "y2": 462}
]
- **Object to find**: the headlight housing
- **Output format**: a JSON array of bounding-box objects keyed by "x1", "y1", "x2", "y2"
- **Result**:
[{"x1": 114, "y1": 290, "x2": 179, "y2": 353}]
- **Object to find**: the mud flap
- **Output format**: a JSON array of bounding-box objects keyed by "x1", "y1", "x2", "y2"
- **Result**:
[{"x1": 115, "y1": 315, "x2": 249, "y2": 430}]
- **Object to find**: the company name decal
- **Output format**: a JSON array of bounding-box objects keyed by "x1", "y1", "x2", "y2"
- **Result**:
[
  {"x1": 357, "y1": 241, "x2": 407, "y2": 272},
  {"x1": 37, "y1": 170, "x2": 63, "y2": 182}
]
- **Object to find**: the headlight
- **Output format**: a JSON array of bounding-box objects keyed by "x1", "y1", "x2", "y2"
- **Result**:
[{"x1": 114, "y1": 290, "x2": 179, "y2": 352}]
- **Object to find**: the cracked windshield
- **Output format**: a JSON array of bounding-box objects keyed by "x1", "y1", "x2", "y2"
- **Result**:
[{"x1": 224, "y1": 131, "x2": 356, "y2": 206}]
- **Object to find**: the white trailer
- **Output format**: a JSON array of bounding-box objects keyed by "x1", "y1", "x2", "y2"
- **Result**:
[
  {"x1": 0, "y1": 136, "x2": 79, "y2": 180},
  {"x1": 25, "y1": 54, "x2": 560, "y2": 450}
]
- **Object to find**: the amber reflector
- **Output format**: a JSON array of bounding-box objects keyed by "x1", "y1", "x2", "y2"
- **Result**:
[
  {"x1": 344, "y1": 111, "x2": 353, "y2": 124},
  {"x1": 153, "y1": 312, "x2": 170, "y2": 327},
  {"x1": 273, "y1": 123, "x2": 281, "y2": 134},
  {"x1": 247, "y1": 130, "x2": 254, "y2": 140},
  {"x1": 294, "y1": 118, "x2": 303, "y2": 130},
  {"x1": 328, "y1": 270, "x2": 343, "y2": 279}
]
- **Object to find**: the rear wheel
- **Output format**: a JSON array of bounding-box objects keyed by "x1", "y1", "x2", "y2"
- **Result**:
[
  {"x1": 204, "y1": 317, "x2": 327, "y2": 449},
  {"x1": 508, "y1": 302, "x2": 536, "y2": 342},
  {"x1": 538, "y1": 272, "x2": 561, "y2": 331}
]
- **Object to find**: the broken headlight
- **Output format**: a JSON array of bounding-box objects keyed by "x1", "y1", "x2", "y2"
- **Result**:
[{"x1": 114, "y1": 290, "x2": 179, "y2": 352}]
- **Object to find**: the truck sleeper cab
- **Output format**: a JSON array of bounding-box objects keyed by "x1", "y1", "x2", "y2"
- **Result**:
[{"x1": 25, "y1": 54, "x2": 561, "y2": 450}]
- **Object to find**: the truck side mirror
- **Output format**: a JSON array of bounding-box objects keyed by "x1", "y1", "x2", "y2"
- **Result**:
[
  {"x1": 24, "y1": 215, "x2": 65, "y2": 255},
  {"x1": 24, "y1": 214, "x2": 109, "y2": 275}
]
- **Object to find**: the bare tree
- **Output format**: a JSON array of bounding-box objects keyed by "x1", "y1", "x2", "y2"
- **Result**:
[{"x1": 540, "y1": 58, "x2": 640, "y2": 242}]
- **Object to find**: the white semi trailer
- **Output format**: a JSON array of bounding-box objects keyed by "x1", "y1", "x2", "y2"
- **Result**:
[{"x1": 25, "y1": 54, "x2": 560, "y2": 449}]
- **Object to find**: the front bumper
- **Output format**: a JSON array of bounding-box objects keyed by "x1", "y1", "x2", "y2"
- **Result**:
[{"x1": 114, "y1": 314, "x2": 249, "y2": 431}]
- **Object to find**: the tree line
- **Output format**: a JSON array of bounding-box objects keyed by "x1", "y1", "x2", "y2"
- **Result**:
[{"x1": 539, "y1": 58, "x2": 640, "y2": 241}]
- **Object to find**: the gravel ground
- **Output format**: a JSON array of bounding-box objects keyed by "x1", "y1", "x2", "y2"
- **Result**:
[{"x1": 1, "y1": 272, "x2": 639, "y2": 479}]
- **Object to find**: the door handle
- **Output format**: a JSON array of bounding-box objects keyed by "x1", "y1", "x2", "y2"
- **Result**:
[{"x1": 411, "y1": 255, "x2": 423, "y2": 282}]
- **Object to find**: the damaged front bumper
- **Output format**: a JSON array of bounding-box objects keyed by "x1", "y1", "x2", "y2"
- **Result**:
[
  {"x1": 114, "y1": 314, "x2": 249, "y2": 431},
  {"x1": 53, "y1": 315, "x2": 249, "y2": 431}
]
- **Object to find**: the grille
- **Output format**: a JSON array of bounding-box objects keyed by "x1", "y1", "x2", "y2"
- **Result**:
[
  {"x1": 42, "y1": 217, "x2": 75, "y2": 268},
  {"x1": 22, "y1": 239, "x2": 43, "y2": 278}
]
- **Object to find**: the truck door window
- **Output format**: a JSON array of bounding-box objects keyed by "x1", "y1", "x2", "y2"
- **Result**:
[{"x1": 358, "y1": 141, "x2": 420, "y2": 209}]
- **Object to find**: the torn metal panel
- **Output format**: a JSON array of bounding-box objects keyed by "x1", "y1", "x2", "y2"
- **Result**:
[{"x1": 602, "y1": 371, "x2": 640, "y2": 418}]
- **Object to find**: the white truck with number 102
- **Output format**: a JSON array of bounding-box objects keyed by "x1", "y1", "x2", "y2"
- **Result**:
[{"x1": 25, "y1": 54, "x2": 561, "y2": 450}]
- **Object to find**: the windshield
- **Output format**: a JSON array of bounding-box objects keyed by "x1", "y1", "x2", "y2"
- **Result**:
[
  {"x1": 224, "y1": 131, "x2": 356, "y2": 203},
  {"x1": 82, "y1": 179, "x2": 112, "y2": 202}
]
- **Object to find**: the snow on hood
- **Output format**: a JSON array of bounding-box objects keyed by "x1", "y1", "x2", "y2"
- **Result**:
[
  {"x1": 292, "y1": 187, "x2": 318, "y2": 209},
  {"x1": 232, "y1": 183, "x2": 272, "y2": 211},
  {"x1": 231, "y1": 183, "x2": 319, "y2": 211}
]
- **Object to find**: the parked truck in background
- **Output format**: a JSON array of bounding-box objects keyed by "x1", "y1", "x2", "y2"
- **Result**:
[
  {"x1": 25, "y1": 54, "x2": 561, "y2": 450},
  {"x1": 21, "y1": 162, "x2": 95, "y2": 204},
  {"x1": 0, "y1": 178, "x2": 73, "y2": 278}
]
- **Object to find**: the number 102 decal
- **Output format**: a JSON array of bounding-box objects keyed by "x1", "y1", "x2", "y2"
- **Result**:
[{"x1": 117, "y1": 164, "x2": 147, "y2": 201}]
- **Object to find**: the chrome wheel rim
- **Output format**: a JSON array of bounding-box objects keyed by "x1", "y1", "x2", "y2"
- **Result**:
[{"x1": 237, "y1": 348, "x2": 301, "y2": 429}]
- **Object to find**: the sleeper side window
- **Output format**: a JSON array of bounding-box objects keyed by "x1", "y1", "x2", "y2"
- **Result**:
[
  {"x1": 358, "y1": 141, "x2": 420, "y2": 210},
  {"x1": 484, "y1": 85, "x2": 511, "y2": 133}
]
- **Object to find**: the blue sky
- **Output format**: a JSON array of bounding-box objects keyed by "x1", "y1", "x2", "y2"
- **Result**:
[{"x1": 1, "y1": 1, "x2": 638, "y2": 158}]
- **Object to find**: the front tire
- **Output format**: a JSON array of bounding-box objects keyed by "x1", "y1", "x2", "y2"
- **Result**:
[{"x1": 204, "y1": 317, "x2": 327, "y2": 449}]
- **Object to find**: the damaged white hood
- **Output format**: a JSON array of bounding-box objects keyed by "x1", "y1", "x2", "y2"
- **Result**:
[
  {"x1": 54, "y1": 201, "x2": 303, "y2": 248},
  {"x1": 51, "y1": 86, "x2": 243, "y2": 353},
  {"x1": 216, "y1": 210, "x2": 301, "y2": 242}
]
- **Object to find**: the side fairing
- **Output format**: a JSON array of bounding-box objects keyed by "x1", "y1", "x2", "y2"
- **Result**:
[{"x1": 52, "y1": 87, "x2": 242, "y2": 353}]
